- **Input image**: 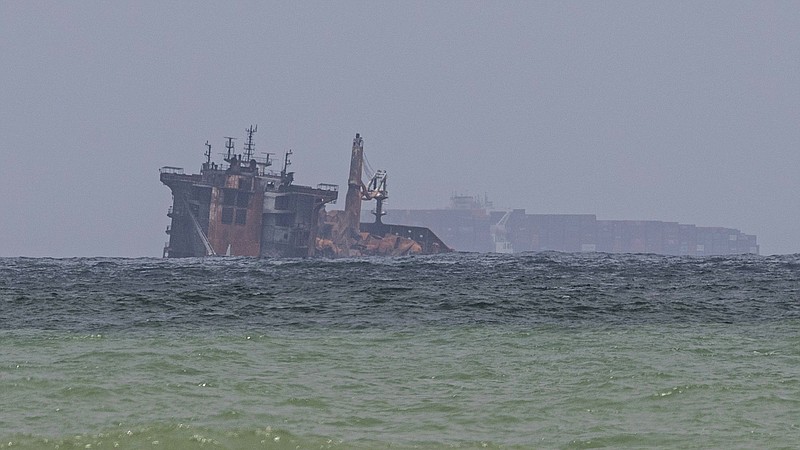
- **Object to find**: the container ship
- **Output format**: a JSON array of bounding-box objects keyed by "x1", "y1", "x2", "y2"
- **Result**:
[
  {"x1": 160, "y1": 127, "x2": 450, "y2": 258},
  {"x1": 382, "y1": 195, "x2": 759, "y2": 256}
]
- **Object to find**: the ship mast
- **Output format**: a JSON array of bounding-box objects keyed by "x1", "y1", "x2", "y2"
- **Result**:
[
  {"x1": 202, "y1": 140, "x2": 213, "y2": 171},
  {"x1": 224, "y1": 137, "x2": 236, "y2": 162},
  {"x1": 243, "y1": 125, "x2": 257, "y2": 161}
]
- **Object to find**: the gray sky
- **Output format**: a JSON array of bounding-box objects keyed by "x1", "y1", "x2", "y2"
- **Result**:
[{"x1": 1, "y1": 1, "x2": 798, "y2": 256}]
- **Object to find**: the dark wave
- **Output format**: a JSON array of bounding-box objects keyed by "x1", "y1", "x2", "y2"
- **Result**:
[{"x1": 2, "y1": 253, "x2": 799, "y2": 331}]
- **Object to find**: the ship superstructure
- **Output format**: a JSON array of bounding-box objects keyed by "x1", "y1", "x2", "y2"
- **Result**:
[
  {"x1": 160, "y1": 126, "x2": 338, "y2": 258},
  {"x1": 160, "y1": 128, "x2": 450, "y2": 258}
]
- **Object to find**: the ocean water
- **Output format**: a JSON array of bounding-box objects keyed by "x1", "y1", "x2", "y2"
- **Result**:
[{"x1": 1, "y1": 253, "x2": 798, "y2": 449}]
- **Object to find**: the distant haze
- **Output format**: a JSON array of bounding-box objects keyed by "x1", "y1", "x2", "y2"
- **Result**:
[{"x1": 1, "y1": 1, "x2": 798, "y2": 256}]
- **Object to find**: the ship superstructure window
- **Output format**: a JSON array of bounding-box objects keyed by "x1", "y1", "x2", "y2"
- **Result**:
[
  {"x1": 239, "y1": 178, "x2": 252, "y2": 191},
  {"x1": 274, "y1": 196, "x2": 290, "y2": 210},
  {"x1": 221, "y1": 207, "x2": 234, "y2": 224},
  {"x1": 235, "y1": 209, "x2": 247, "y2": 225},
  {"x1": 276, "y1": 213, "x2": 294, "y2": 227},
  {"x1": 236, "y1": 192, "x2": 250, "y2": 208},
  {"x1": 223, "y1": 189, "x2": 237, "y2": 206}
]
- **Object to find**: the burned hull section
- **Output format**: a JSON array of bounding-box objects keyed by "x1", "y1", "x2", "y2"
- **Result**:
[
  {"x1": 354, "y1": 222, "x2": 449, "y2": 256},
  {"x1": 260, "y1": 183, "x2": 339, "y2": 257},
  {"x1": 314, "y1": 218, "x2": 450, "y2": 257},
  {"x1": 162, "y1": 167, "x2": 338, "y2": 258}
]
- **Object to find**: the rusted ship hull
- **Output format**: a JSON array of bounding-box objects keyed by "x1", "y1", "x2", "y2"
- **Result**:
[{"x1": 161, "y1": 167, "x2": 338, "y2": 258}]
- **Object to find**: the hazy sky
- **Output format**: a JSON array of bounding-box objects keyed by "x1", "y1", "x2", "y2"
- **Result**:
[{"x1": 1, "y1": 1, "x2": 798, "y2": 256}]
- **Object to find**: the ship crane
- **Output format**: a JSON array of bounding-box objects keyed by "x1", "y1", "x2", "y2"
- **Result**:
[
  {"x1": 491, "y1": 210, "x2": 514, "y2": 253},
  {"x1": 362, "y1": 170, "x2": 388, "y2": 224},
  {"x1": 341, "y1": 133, "x2": 392, "y2": 234}
]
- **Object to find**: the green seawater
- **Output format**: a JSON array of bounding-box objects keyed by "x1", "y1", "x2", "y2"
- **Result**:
[{"x1": 2, "y1": 324, "x2": 799, "y2": 449}]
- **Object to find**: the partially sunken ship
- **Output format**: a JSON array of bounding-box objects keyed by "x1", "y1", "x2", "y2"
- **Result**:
[
  {"x1": 160, "y1": 127, "x2": 450, "y2": 258},
  {"x1": 161, "y1": 127, "x2": 758, "y2": 258}
]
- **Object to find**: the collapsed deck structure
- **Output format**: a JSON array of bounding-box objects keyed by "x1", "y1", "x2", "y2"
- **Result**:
[
  {"x1": 160, "y1": 127, "x2": 450, "y2": 258},
  {"x1": 317, "y1": 133, "x2": 450, "y2": 257}
]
